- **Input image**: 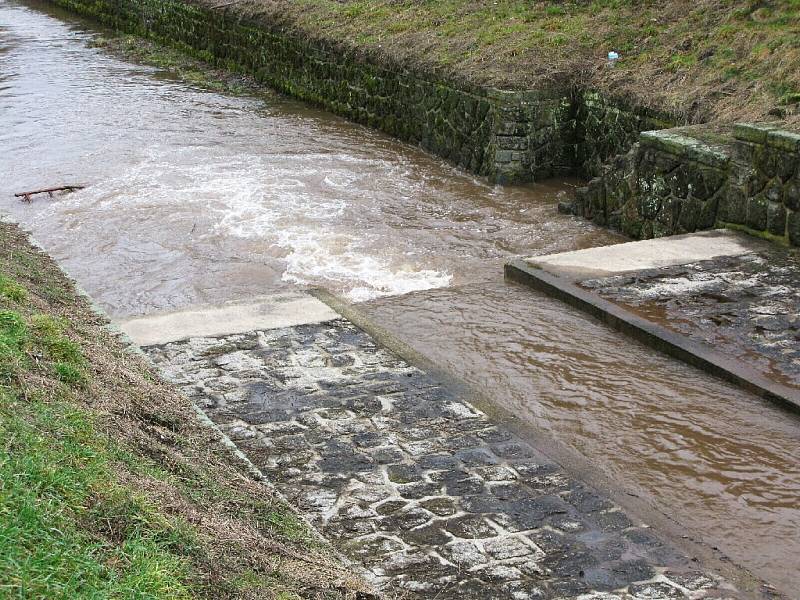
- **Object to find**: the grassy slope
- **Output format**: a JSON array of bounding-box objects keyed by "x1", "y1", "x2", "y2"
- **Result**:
[
  {"x1": 0, "y1": 221, "x2": 372, "y2": 599},
  {"x1": 241, "y1": 0, "x2": 800, "y2": 123}
]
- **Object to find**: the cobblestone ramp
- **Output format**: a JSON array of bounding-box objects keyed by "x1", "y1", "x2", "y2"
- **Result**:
[{"x1": 146, "y1": 319, "x2": 738, "y2": 599}]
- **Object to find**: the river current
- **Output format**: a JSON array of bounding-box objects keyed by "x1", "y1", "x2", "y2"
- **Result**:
[{"x1": 1, "y1": 1, "x2": 798, "y2": 594}]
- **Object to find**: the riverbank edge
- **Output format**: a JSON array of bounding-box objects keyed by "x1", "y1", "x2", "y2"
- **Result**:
[
  {"x1": 308, "y1": 289, "x2": 776, "y2": 599},
  {"x1": 504, "y1": 256, "x2": 800, "y2": 413},
  {"x1": 45, "y1": 0, "x2": 674, "y2": 185},
  {"x1": 0, "y1": 218, "x2": 377, "y2": 599},
  {"x1": 43, "y1": 0, "x2": 800, "y2": 248},
  {"x1": 569, "y1": 123, "x2": 800, "y2": 247}
]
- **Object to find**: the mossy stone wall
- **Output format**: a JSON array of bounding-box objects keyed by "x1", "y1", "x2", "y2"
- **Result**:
[
  {"x1": 62, "y1": 0, "x2": 794, "y2": 249},
  {"x1": 721, "y1": 124, "x2": 800, "y2": 244},
  {"x1": 51, "y1": 0, "x2": 578, "y2": 183},
  {"x1": 49, "y1": 0, "x2": 669, "y2": 185},
  {"x1": 573, "y1": 124, "x2": 800, "y2": 246},
  {"x1": 575, "y1": 91, "x2": 674, "y2": 179}
]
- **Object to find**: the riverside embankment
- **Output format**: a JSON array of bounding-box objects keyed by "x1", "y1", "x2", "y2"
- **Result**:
[
  {"x1": 2, "y1": 0, "x2": 800, "y2": 596},
  {"x1": 0, "y1": 220, "x2": 373, "y2": 597},
  {"x1": 40, "y1": 0, "x2": 800, "y2": 247}
]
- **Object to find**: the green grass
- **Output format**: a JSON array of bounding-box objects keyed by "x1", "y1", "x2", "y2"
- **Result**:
[
  {"x1": 0, "y1": 275, "x2": 27, "y2": 303},
  {"x1": 0, "y1": 390, "x2": 197, "y2": 599},
  {"x1": 0, "y1": 307, "x2": 88, "y2": 385},
  {"x1": 277, "y1": 0, "x2": 800, "y2": 121},
  {"x1": 0, "y1": 310, "x2": 29, "y2": 382},
  {"x1": 0, "y1": 289, "x2": 200, "y2": 598},
  {"x1": 0, "y1": 223, "x2": 364, "y2": 599}
]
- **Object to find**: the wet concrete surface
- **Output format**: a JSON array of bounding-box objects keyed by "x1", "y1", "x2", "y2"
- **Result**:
[
  {"x1": 362, "y1": 283, "x2": 800, "y2": 596},
  {"x1": 146, "y1": 318, "x2": 742, "y2": 599},
  {"x1": 523, "y1": 231, "x2": 753, "y2": 281}
]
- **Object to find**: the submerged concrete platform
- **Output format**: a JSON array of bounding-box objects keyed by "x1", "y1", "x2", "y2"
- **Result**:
[
  {"x1": 117, "y1": 293, "x2": 338, "y2": 346},
  {"x1": 506, "y1": 230, "x2": 800, "y2": 411},
  {"x1": 127, "y1": 291, "x2": 758, "y2": 599},
  {"x1": 526, "y1": 231, "x2": 753, "y2": 281}
]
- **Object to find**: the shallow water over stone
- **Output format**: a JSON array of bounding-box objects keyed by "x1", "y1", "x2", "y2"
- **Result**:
[
  {"x1": 363, "y1": 282, "x2": 800, "y2": 595},
  {"x1": 1, "y1": 0, "x2": 799, "y2": 595}
]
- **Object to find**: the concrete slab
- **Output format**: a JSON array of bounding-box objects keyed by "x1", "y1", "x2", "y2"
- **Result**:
[
  {"x1": 506, "y1": 230, "x2": 800, "y2": 411},
  {"x1": 526, "y1": 229, "x2": 754, "y2": 280},
  {"x1": 117, "y1": 292, "x2": 338, "y2": 346}
]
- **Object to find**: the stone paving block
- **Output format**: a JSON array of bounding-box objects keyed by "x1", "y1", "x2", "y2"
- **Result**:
[
  {"x1": 580, "y1": 251, "x2": 800, "y2": 387},
  {"x1": 145, "y1": 318, "x2": 740, "y2": 599}
]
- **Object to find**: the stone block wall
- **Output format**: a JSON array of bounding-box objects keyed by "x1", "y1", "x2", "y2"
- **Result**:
[
  {"x1": 49, "y1": 0, "x2": 670, "y2": 185},
  {"x1": 720, "y1": 124, "x2": 800, "y2": 245},
  {"x1": 51, "y1": 0, "x2": 580, "y2": 183},
  {"x1": 573, "y1": 124, "x2": 800, "y2": 246},
  {"x1": 574, "y1": 91, "x2": 674, "y2": 179},
  {"x1": 488, "y1": 91, "x2": 576, "y2": 183},
  {"x1": 55, "y1": 0, "x2": 800, "y2": 249}
]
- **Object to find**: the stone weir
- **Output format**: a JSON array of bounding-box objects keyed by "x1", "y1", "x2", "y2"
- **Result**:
[
  {"x1": 120, "y1": 293, "x2": 754, "y2": 599},
  {"x1": 49, "y1": 0, "x2": 672, "y2": 184}
]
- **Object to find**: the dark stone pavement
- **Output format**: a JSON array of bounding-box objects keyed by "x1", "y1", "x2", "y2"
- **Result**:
[
  {"x1": 146, "y1": 319, "x2": 742, "y2": 599},
  {"x1": 581, "y1": 249, "x2": 800, "y2": 388}
]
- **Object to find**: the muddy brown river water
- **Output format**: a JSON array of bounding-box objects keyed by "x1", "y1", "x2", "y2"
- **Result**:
[{"x1": 2, "y1": 1, "x2": 799, "y2": 595}]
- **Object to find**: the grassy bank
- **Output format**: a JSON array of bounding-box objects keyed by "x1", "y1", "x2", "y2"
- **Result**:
[
  {"x1": 0, "y1": 221, "x2": 371, "y2": 599},
  {"x1": 232, "y1": 0, "x2": 800, "y2": 124}
]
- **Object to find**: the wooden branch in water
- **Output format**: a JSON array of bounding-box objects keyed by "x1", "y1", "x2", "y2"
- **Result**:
[
  {"x1": 14, "y1": 185, "x2": 85, "y2": 203},
  {"x1": 209, "y1": 0, "x2": 240, "y2": 9}
]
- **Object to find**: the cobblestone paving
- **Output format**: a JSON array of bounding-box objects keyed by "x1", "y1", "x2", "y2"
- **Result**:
[
  {"x1": 146, "y1": 319, "x2": 741, "y2": 599},
  {"x1": 581, "y1": 250, "x2": 800, "y2": 386}
]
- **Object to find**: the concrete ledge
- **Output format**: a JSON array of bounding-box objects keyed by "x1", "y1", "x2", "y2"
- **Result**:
[
  {"x1": 732, "y1": 122, "x2": 780, "y2": 145},
  {"x1": 640, "y1": 130, "x2": 730, "y2": 168},
  {"x1": 526, "y1": 230, "x2": 753, "y2": 280},
  {"x1": 504, "y1": 259, "x2": 800, "y2": 412},
  {"x1": 117, "y1": 293, "x2": 338, "y2": 346}
]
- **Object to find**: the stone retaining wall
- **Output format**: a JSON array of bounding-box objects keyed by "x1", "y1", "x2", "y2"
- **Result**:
[
  {"x1": 722, "y1": 124, "x2": 800, "y2": 243},
  {"x1": 49, "y1": 0, "x2": 670, "y2": 185},
  {"x1": 51, "y1": 0, "x2": 579, "y2": 183},
  {"x1": 574, "y1": 91, "x2": 675, "y2": 179},
  {"x1": 54, "y1": 0, "x2": 800, "y2": 247},
  {"x1": 572, "y1": 124, "x2": 800, "y2": 246}
]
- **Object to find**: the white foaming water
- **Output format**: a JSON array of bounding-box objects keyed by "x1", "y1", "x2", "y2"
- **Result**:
[
  {"x1": 281, "y1": 239, "x2": 452, "y2": 302},
  {"x1": 209, "y1": 156, "x2": 453, "y2": 302},
  {"x1": 38, "y1": 144, "x2": 453, "y2": 302}
]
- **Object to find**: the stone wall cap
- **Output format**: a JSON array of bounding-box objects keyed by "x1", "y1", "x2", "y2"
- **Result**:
[
  {"x1": 640, "y1": 130, "x2": 730, "y2": 168},
  {"x1": 733, "y1": 122, "x2": 781, "y2": 144},
  {"x1": 766, "y1": 129, "x2": 800, "y2": 153},
  {"x1": 485, "y1": 87, "x2": 564, "y2": 103}
]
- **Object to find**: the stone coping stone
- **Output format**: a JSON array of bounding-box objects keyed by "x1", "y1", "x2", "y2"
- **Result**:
[
  {"x1": 640, "y1": 130, "x2": 731, "y2": 168},
  {"x1": 767, "y1": 129, "x2": 800, "y2": 153},
  {"x1": 733, "y1": 123, "x2": 782, "y2": 145},
  {"x1": 734, "y1": 122, "x2": 800, "y2": 151},
  {"x1": 117, "y1": 292, "x2": 338, "y2": 345},
  {"x1": 523, "y1": 229, "x2": 754, "y2": 280}
]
